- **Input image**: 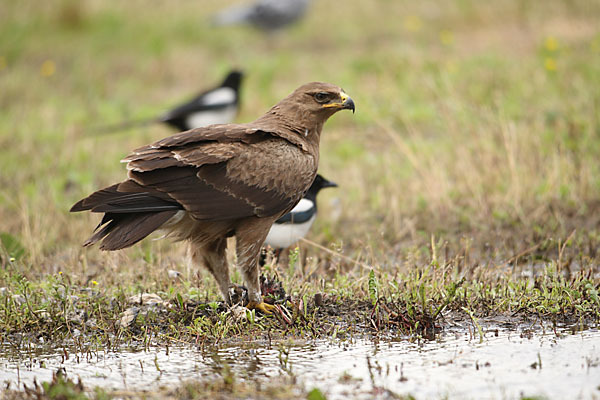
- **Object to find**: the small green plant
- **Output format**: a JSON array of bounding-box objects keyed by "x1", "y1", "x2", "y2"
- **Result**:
[
  {"x1": 288, "y1": 247, "x2": 300, "y2": 276},
  {"x1": 246, "y1": 308, "x2": 256, "y2": 324},
  {"x1": 368, "y1": 269, "x2": 379, "y2": 306},
  {"x1": 307, "y1": 388, "x2": 327, "y2": 400}
]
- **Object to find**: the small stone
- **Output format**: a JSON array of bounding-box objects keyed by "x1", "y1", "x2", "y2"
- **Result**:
[
  {"x1": 12, "y1": 294, "x2": 26, "y2": 305},
  {"x1": 229, "y1": 304, "x2": 248, "y2": 322},
  {"x1": 68, "y1": 313, "x2": 83, "y2": 325},
  {"x1": 127, "y1": 293, "x2": 164, "y2": 306},
  {"x1": 85, "y1": 318, "x2": 97, "y2": 329},
  {"x1": 120, "y1": 307, "x2": 140, "y2": 328}
]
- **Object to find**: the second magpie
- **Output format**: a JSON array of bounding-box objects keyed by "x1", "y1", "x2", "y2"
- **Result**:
[{"x1": 264, "y1": 174, "x2": 337, "y2": 251}]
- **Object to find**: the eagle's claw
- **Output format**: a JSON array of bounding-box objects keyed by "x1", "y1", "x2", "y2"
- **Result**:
[{"x1": 247, "y1": 301, "x2": 277, "y2": 314}]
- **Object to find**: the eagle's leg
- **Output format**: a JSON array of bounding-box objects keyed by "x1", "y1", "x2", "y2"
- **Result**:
[
  {"x1": 236, "y1": 218, "x2": 277, "y2": 314},
  {"x1": 190, "y1": 238, "x2": 232, "y2": 305}
]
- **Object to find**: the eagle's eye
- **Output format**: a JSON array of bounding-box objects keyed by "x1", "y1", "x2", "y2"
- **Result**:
[{"x1": 314, "y1": 92, "x2": 330, "y2": 103}]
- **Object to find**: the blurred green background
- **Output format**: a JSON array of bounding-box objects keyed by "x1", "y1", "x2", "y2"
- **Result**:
[{"x1": 1, "y1": 0, "x2": 600, "y2": 275}]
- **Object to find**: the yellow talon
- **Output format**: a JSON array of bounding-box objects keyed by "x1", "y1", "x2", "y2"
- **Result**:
[{"x1": 247, "y1": 301, "x2": 277, "y2": 314}]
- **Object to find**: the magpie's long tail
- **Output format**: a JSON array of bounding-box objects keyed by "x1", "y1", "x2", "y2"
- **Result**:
[
  {"x1": 88, "y1": 117, "x2": 159, "y2": 136},
  {"x1": 71, "y1": 180, "x2": 182, "y2": 250}
]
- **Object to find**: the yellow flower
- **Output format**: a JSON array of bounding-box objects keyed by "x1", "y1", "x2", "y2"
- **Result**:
[
  {"x1": 544, "y1": 36, "x2": 559, "y2": 52},
  {"x1": 440, "y1": 30, "x2": 454, "y2": 46},
  {"x1": 544, "y1": 57, "x2": 557, "y2": 71},
  {"x1": 403, "y1": 15, "x2": 422, "y2": 32},
  {"x1": 91, "y1": 280, "x2": 99, "y2": 285},
  {"x1": 59, "y1": 271, "x2": 63, "y2": 275},
  {"x1": 591, "y1": 37, "x2": 600, "y2": 53},
  {"x1": 445, "y1": 60, "x2": 457, "y2": 74},
  {"x1": 40, "y1": 60, "x2": 56, "y2": 77}
]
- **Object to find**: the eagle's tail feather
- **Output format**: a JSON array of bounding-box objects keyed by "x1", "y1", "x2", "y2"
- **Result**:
[
  {"x1": 72, "y1": 180, "x2": 181, "y2": 250},
  {"x1": 83, "y1": 211, "x2": 177, "y2": 250}
]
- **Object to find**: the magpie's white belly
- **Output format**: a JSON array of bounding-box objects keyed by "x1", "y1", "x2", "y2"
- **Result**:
[
  {"x1": 186, "y1": 106, "x2": 237, "y2": 128},
  {"x1": 264, "y1": 214, "x2": 316, "y2": 249},
  {"x1": 202, "y1": 87, "x2": 236, "y2": 105}
]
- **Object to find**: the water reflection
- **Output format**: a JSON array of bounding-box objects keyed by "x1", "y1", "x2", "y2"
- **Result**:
[{"x1": 1, "y1": 327, "x2": 599, "y2": 399}]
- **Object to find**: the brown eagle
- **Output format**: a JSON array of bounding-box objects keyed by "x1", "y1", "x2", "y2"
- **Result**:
[{"x1": 71, "y1": 82, "x2": 355, "y2": 313}]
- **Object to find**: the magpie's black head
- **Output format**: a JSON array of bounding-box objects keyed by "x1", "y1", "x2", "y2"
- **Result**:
[
  {"x1": 222, "y1": 70, "x2": 244, "y2": 90},
  {"x1": 306, "y1": 174, "x2": 337, "y2": 199}
]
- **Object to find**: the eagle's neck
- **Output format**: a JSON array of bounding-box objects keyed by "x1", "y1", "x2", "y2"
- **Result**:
[{"x1": 255, "y1": 106, "x2": 323, "y2": 153}]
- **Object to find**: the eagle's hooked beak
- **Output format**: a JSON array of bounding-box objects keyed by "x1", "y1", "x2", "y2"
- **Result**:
[
  {"x1": 322, "y1": 91, "x2": 355, "y2": 113},
  {"x1": 339, "y1": 91, "x2": 355, "y2": 113}
]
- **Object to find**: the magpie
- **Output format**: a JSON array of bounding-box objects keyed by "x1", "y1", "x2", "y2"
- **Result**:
[
  {"x1": 92, "y1": 70, "x2": 243, "y2": 134},
  {"x1": 264, "y1": 174, "x2": 337, "y2": 253},
  {"x1": 159, "y1": 70, "x2": 243, "y2": 131},
  {"x1": 213, "y1": 0, "x2": 310, "y2": 32}
]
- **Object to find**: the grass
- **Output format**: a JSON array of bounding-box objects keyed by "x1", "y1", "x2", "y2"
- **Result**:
[
  {"x1": 2, "y1": 253, "x2": 598, "y2": 346},
  {"x1": 1, "y1": 0, "x2": 600, "y2": 398}
]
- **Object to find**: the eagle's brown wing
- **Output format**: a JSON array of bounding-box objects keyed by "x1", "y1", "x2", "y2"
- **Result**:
[
  {"x1": 121, "y1": 125, "x2": 314, "y2": 221},
  {"x1": 71, "y1": 124, "x2": 315, "y2": 250}
]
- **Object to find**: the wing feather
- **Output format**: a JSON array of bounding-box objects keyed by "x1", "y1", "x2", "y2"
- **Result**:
[
  {"x1": 129, "y1": 166, "x2": 258, "y2": 220},
  {"x1": 119, "y1": 124, "x2": 314, "y2": 221}
]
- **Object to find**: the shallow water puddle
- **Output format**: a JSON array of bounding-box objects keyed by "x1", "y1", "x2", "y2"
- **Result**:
[{"x1": 2, "y1": 328, "x2": 600, "y2": 399}]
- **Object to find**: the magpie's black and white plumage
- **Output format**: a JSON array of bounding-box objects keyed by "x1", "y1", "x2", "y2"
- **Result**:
[
  {"x1": 92, "y1": 70, "x2": 243, "y2": 134},
  {"x1": 213, "y1": 0, "x2": 310, "y2": 32},
  {"x1": 160, "y1": 70, "x2": 243, "y2": 131},
  {"x1": 264, "y1": 174, "x2": 337, "y2": 250}
]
